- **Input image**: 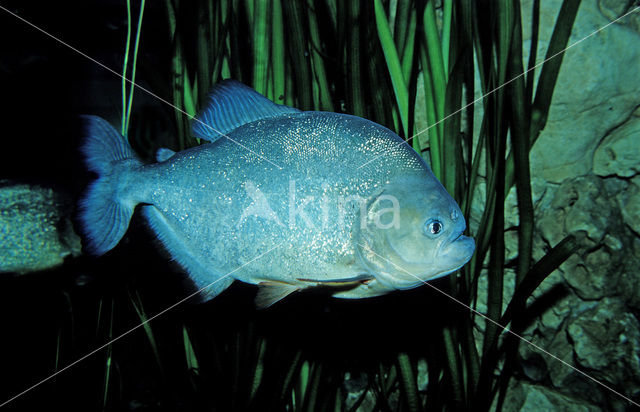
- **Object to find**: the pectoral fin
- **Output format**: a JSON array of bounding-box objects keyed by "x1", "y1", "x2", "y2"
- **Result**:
[
  {"x1": 296, "y1": 274, "x2": 374, "y2": 288},
  {"x1": 255, "y1": 281, "x2": 300, "y2": 309}
]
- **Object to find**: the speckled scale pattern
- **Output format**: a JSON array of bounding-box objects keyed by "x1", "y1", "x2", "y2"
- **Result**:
[{"x1": 132, "y1": 112, "x2": 427, "y2": 290}]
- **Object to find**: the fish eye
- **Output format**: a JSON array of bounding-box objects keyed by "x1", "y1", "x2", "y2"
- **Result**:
[{"x1": 424, "y1": 219, "x2": 444, "y2": 237}]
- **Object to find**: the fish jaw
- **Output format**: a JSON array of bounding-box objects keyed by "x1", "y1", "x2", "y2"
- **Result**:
[
  {"x1": 384, "y1": 229, "x2": 475, "y2": 287},
  {"x1": 354, "y1": 186, "x2": 476, "y2": 290},
  {"x1": 439, "y1": 234, "x2": 475, "y2": 268},
  {"x1": 356, "y1": 235, "x2": 475, "y2": 290}
]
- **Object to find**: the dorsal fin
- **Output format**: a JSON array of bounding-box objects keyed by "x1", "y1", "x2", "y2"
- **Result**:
[{"x1": 192, "y1": 80, "x2": 300, "y2": 142}]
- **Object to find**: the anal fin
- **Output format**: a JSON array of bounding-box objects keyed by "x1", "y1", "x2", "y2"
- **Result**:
[{"x1": 142, "y1": 206, "x2": 234, "y2": 300}]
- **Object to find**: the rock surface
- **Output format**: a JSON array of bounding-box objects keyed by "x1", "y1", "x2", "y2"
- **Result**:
[
  {"x1": 593, "y1": 112, "x2": 640, "y2": 178},
  {"x1": 598, "y1": 0, "x2": 640, "y2": 34},
  {"x1": 474, "y1": 1, "x2": 640, "y2": 410},
  {"x1": 498, "y1": 381, "x2": 601, "y2": 412},
  {"x1": 568, "y1": 298, "x2": 640, "y2": 399},
  {"x1": 615, "y1": 175, "x2": 640, "y2": 237},
  {"x1": 524, "y1": 0, "x2": 640, "y2": 183},
  {"x1": 0, "y1": 181, "x2": 81, "y2": 274}
]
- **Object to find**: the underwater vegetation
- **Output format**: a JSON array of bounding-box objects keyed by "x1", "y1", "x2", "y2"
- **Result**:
[{"x1": 1, "y1": 0, "x2": 640, "y2": 410}]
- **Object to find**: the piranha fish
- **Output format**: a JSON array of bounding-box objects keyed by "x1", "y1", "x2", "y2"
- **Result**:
[{"x1": 80, "y1": 80, "x2": 474, "y2": 308}]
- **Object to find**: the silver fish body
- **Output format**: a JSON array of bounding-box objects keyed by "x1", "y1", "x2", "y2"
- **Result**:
[{"x1": 80, "y1": 81, "x2": 474, "y2": 307}]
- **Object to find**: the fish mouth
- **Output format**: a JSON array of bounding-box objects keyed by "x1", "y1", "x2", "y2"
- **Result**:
[
  {"x1": 442, "y1": 233, "x2": 475, "y2": 263},
  {"x1": 387, "y1": 235, "x2": 474, "y2": 288},
  {"x1": 410, "y1": 235, "x2": 473, "y2": 283},
  {"x1": 450, "y1": 229, "x2": 465, "y2": 242}
]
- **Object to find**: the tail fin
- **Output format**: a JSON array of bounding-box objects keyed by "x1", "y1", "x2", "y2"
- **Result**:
[{"x1": 79, "y1": 115, "x2": 142, "y2": 255}]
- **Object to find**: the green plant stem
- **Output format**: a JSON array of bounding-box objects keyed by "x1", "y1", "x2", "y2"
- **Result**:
[
  {"x1": 368, "y1": 26, "x2": 396, "y2": 130},
  {"x1": 508, "y1": 6, "x2": 534, "y2": 285},
  {"x1": 282, "y1": 0, "x2": 312, "y2": 109},
  {"x1": 419, "y1": 48, "x2": 441, "y2": 176},
  {"x1": 374, "y1": 0, "x2": 409, "y2": 137},
  {"x1": 499, "y1": 235, "x2": 578, "y2": 327},
  {"x1": 441, "y1": 0, "x2": 452, "y2": 75},
  {"x1": 397, "y1": 352, "x2": 420, "y2": 412},
  {"x1": 252, "y1": 0, "x2": 271, "y2": 96},
  {"x1": 121, "y1": 0, "x2": 132, "y2": 136},
  {"x1": 443, "y1": 327, "x2": 464, "y2": 406},
  {"x1": 401, "y1": 9, "x2": 417, "y2": 84},
  {"x1": 271, "y1": 0, "x2": 286, "y2": 103},
  {"x1": 182, "y1": 62, "x2": 197, "y2": 117},
  {"x1": 166, "y1": 0, "x2": 192, "y2": 149},
  {"x1": 102, "y1": 298, "x2": 114, "y2": 410},
  {"x1": 221, "y1": 0, "x2": 232, "y2": 79},
  {"x1": 442, "y1": 56, "x2": 464, "y2": 197},
  {"x1": 124, "y1": 0, "x2": 146, "y2": 136},
  {"x1": 304, "y1": 363, "x2": 322, "y2": 412},
  {"x1": 461, "y1": 116, "x2": 485, "y2": 219},
  {"x1": 422, "y1": 0, "x2": 446, "y2": 151},
  {"x1": 249, "y1": 338, "x2": 267, "y2": 401},
  {"x1": 346, "y1": 0, "x2": 365, "y2": 117},
  {"x1": 245, "y1": 0, "x2": 254, "y2": 28},
  {"x1": 394, "y1": 0, "x2": 411, "y2": 56},
  {"x1": 182, "y1": 325, "x2": 200, "y2": 373},
  {"x1": 281, "y1": 350, "x2": 302, "y2": 403},
  {"x1": 307, "y1": 0, "x2": 333, "y2": 111},
  {"x1": 530, "y1": 0, "x2": 581, "y2": 140},
  {"x1": 481, "y1": 0, "x2": 512, "y2": 361},
  {"x1": 525, "y1": 0, "x2": 540, "y2": 105},
  {"x1": 196, "y1": 2, "x2": 212, "y2": 105},
  {"x1": 469, "y1": 149, "x2": 498, "y2": 285},
  {"x1": 461, "y1": 317, "x2": 480, "y2": 401},
  {"x1": 129, "y1": 288, "x2": 163, "y2": 376}
]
